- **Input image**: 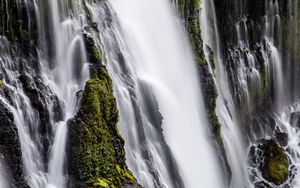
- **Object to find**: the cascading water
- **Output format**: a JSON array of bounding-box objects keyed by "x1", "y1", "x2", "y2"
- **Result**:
[
  {"x1": 83, "y1": 0, "x2": 223, "y2": 187},
  {"x1": 200, "y1": 0, "x2": 251, "y2": 187},
  {"x1": 0, "y1": 161, "x2": 8, "y2": 188},
  {"x1": 40, "y1": 1, "x2": 90, "y2": 187},
  {"x1": 201, "y1": 0, "x2": 300, "y2": 187},
  {"x1": 4, "y1": 0, "x2": 300, "y2": 187},
  {"x1": 0, "y1": 0, "x2": 89, "y2": 187}
]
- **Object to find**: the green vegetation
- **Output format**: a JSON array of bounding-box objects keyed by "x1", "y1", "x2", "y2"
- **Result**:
[
  {"x1": 0, "y1": 0, "x2": 36, "y2": 43},
  {"x1": 208, "y1": 51, "x2": 216, "y2": 70},
  {"x1": 261, "y1": 140, "x2": 289, "y2": 185},
  {"x1": 92, "y1": 46, "x2": 102, "y2": 62},
  {"x1": 178, "y1": 0, "x2": 201, "y2": 17},
  {"x1": 19, "y1": 74, "x2": 33, "y2": 93},
  {"x1": 68, "y1": 67, "x2": 139, "y2": 187},
  {"x1": 0, "y1": 80, "x2": 5, "y2": 89},
  {"x1": 179, "y1": 0, "x2": 207, "y2": 65},
  {"x1": 177, "y1": 0, "x2": 223, "y2": 147}
]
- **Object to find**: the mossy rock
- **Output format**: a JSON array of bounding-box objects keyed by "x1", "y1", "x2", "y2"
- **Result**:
[
  {"x1": 91, "y1": 46, "x2": 102, "y2": 62},
  {"x1": 0, "y1": 0, "x2": 37, "y2": 43},
  {"x1": 260, "y1": 140, "x2": 289, "y2": 185},
  {"x1": 67, "y1": 67, "x2": 140, "y2": 188}
]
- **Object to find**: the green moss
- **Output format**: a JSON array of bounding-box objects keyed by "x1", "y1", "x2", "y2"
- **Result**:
[
  {"x1": 177, "y1": 0, "x2": 223, "y2": 147},
  {"x1": 91, "y1": 46, "x2": 102, "y2": 62},
  {"x1": 93, "y1": 178, "x2": 110, "y2": 188},
  {"x1": 208, "y1": 93, "x2": 223, "y2": 146},
  {"x1": 178, "y1": 0, "x2": 206, "y2": 65},
  {"x1": 19, "y1": 74, "x2": 33, "y2": 93},
  {"x1": 0, "y1": 80, "x2": 5, "y2": 89},
  {"x1": 0, "y1": 0, "x2": 36, "y2": 43},
  {"x1": 261, "y1": 140, "x2": 289, "y2": 185},
  {"x1": 208, "y1": 51, "x2": 216, "y2": 70},
  {"x1": 68, "y1": 67, "x2": 139, "y2": 187},
  {"x1": 178, "y1": 0, "x2": 200, "y2": 16}
]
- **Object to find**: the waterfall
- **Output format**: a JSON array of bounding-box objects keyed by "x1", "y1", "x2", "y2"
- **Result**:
[
  {"x1": 41, "y1": 1, "x2": 90, "y2": 187},
  {"x1": 1, "y1": 0, "x2": 224, "y2": 186},
  {"x1": 85, "y1": 0, "x2": 223, "y2": 187},
  {"x1": 200, "y1": 0, "x2": 251, "y2": 187},
  {"x1": 0, "y1": 0, "x2": 89, "y2": 187},
  {"x1": 109, "y1": 0, "x2": 224, "y2": 187},
  {"x1": 201, "y1": 0, "x2": 300, "y2": 187},
  {"x1": 39, "y1": 0, "x2": 90, "y2": 187},
  {"x1": 3, "y1": 0, "x2": 300, "y2": 187}
]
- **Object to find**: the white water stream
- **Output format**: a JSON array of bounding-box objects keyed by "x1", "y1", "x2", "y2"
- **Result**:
[{"x1": 107, "y1": 0, "x2": 223, "y2": 187}]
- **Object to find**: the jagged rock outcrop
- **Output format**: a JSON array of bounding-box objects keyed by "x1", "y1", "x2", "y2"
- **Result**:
[{"x1": 67, "y1": 32, "x2": 141, "y2": 188}]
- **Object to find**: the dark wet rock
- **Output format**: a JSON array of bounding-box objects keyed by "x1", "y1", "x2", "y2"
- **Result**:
[
  {"x1": 290, "y1": 112, "x2": 300, "y2": 129},
  {"x1": 83, "y1": 33, "x2": 104, "y2": 74},
  {"x1": 0, "y1": 0, "x2": 38, "y2": 54},
  {"x1": 91, "y1": 22, "x2": 99, "y2": 32},
  {"x1": 254, "y1": 181, "x2": 272, "y2": 188},
  {"x1": 275, "y1": 132, "x2": 288, "y2": 147},
  {"x1": 0, "y1": 102, "x2": 29, "y2": 188},
  {"x1": 19, "y1": 73, "x2": 64, "y2": 164}
]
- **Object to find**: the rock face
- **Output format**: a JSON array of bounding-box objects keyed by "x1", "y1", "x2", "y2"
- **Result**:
[
  {"x1": 0, "y1": 100, "x2": 29, "y2": 188},
  {"x1": 275, "y1": 132, "x2": 288, "y2": 147},
  {"x1": 290, "y1": 112, "x2": 300, "y2": 129},
  {"x1": 0, "y1": 0, "x2": 37, "y2": 52}
]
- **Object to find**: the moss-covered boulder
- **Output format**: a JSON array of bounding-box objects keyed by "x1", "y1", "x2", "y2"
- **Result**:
[
  {"x1": 67, "y1": 66, "x2": 141, "y2": 188},
  {"x1": 260, "y1": 140, "x2": 289, "y2": 185}
]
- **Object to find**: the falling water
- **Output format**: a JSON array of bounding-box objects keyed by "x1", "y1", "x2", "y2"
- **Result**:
[
  {"x1": 277, "y1": 102, "x2": 300, "y2": 187},
  {"x1": 0, "y1": 0, "x2": 89, "y2": 187},
  {"x1": 201, "y1": 0, "x2": 300, "y2": 187},
  {"x1": 0, "y1": 161, "x2": 8, "y2": 188},
  {"x1": 102, "y1": 0, "x2": 223, "y2": 187},
  {"x1": 41, "y1": 1, "x2": 90, "y2": 187},
  {"x1": 4, "y1": 0, "x2": 300, "y2": 187},
  {"x1": 200, "y1": 0, "x2": 251, "y2": 187}
]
